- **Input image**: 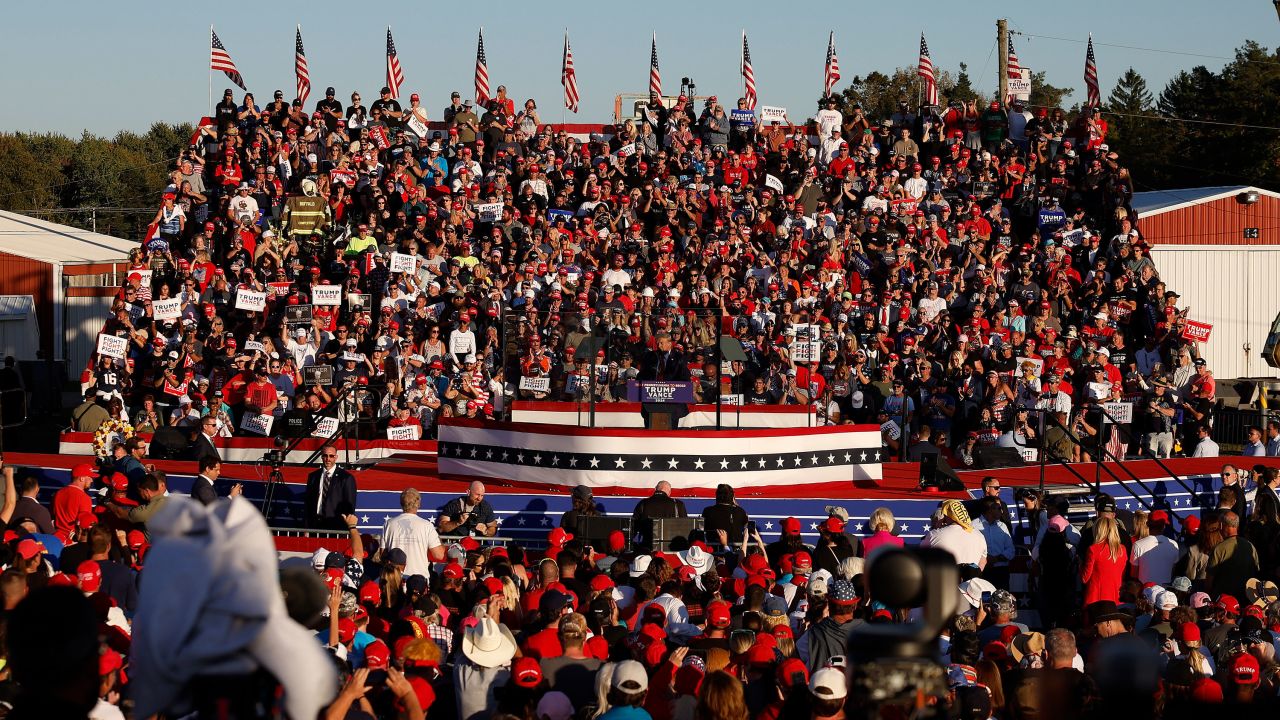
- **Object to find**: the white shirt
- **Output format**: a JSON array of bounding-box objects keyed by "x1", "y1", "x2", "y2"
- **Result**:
[
  {"x1": 815, "y1": 109, "x2": 843, "y2": 139},
  {"x1": 90, "y1": 699, "x2": 126, "y2": 720},
  {"x1": 1130, "y1": 534, "x2": 1180, "y2": 585},
  {"x1": 920, "y1": 524, "x2": 987, "y2": 566},
  {"x1": 381, "y1": 512, "x2": 443, "y2": 577},
  {"x1": 1192, "y1": 437, "x2": 1219, "y2": 458},
  {"x1": 447, "y1": 328, "x2": 477, "y2": 364},
  {"x1": 600, "y1": 268, "x2": 631, "y2": 289}
]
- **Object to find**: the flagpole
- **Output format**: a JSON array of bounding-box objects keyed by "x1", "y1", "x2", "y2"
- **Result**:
[
  {"x1": 208, "y1": 25, "x2": 213, "y2": 118},
  {"x1": 562, "y1": 28, "x2": 568, "y2": 126}
]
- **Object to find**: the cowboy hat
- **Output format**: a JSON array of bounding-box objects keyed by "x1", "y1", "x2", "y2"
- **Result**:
[
  {"x1": 1246, "y1": 578, "x2": 1279, "y2": 606},
  {"x1": 461, "y1": 609, "x2": 517, "y2": 668}
]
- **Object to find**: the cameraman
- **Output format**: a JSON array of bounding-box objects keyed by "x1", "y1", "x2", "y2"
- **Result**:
[{"x1": 1142, "y1": 378, "x2": 1177, "y2": 458}]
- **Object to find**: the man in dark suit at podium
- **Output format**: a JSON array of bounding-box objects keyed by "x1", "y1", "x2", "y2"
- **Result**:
[
  {"x1": 304, "y1": 447, "x2": 357, "y2": 529},
  {"x1": 639, "y1": 332, "x2": 691, "y2": 429},
  {"x1": 640, "y1": 332, "x2": 690, "y2": 382}
]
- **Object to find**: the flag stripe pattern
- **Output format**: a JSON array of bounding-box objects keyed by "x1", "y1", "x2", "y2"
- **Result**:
[
  {"x1": 386, "y1": 28, "x2": 404, "y2": 99},
  {"x1": 823, "y1": 32, "x2": 841, "y2": 98},
  {"x1": 1007, "y1": 36, "x2": 1022, "y2": 79},
  {"x1": 476, "y1": 29, "x2": 491, "y2": 106},
  {"x1": 295, "y1": 27, "x2": 311, "y2": 106},
  {"x1": 562, "y1": 34, "x2": 580, "y2": 113},
  {"x1": 210, "y1": 29, "x2": 247, "y2": 91},
  {"x1": 649, "y1": 35, "x2": 662, "y2": 96},
  {"x1": 742, "y1": 33, "x2": 757, "y2": 109},
  {"x1": 1084, "y1": 35, "x2": 1101, "y2": 107},
  {"x1": 918, "y1": 33, "x2": 938, "y2": 106}
]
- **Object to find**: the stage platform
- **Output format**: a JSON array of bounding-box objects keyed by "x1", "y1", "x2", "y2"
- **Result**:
[{"x1": 14, "y1": 446, "x2": 1276, "y2": 547}]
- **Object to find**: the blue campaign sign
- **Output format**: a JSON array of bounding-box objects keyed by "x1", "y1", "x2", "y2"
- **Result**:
[
  {"x1": 730, "y1": 109, "x2": 756, "y2": 127},
  {"x1": 626, "y1": 380, "x2": 697, "y2": 403}
]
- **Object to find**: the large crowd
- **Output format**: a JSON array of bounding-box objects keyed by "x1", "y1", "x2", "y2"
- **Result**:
[
  {"x1": 68, "y1": 76, "x2": 1247, "y2": 465},
  {"x1": 26, "y1": 75, "x2": 1280, "y2": 719},
  {"x1": 6, "y1": 457, "x2": 1280, "y2": 718}
]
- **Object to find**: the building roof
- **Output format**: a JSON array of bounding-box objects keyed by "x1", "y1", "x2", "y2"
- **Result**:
[
  {"x1": 1133, "y1": 185, "x2": 1280, "y2": 218},
  {"x1": 0, "y1": 209, "x2": 137, "y2": 264}
]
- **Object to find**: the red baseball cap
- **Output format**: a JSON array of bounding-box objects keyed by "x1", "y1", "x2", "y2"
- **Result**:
[
  {"x1": 1232, "y1": 652, "x2": 1261, "y2": 686},
  {"x1": 782, "y1": 517, "x2": 802, "y2": 535},
  {"x1": 822, "y1": 517, "x2": 846, "y2": 534},
  {"x1": 364, "y1": 639, "x2": 390, "y2": 669},
  {"x1": 707, "y1": 600, "x2": 732, "y2": 628},
  {"x1": 337, "y1": 617, "x2": 356, "y2": 644},
  {"x1": 443, "y1": 563, "x2": 464, "y2": 580},
  {"x1": 359, "y1": 580, "x2": 382, "y2": 605},
  {"x1": 1216, "y1": 595, "x2": 1241, "y2": 616},
  {"x1": 77, "y1": 560, "x2": 102, "y2": 592},
  {"x1": 71, "y1": 463, "x2": 97, "y2": 480},
  {"x1": 512, "y1": 656, "x2": 543, "y2": 688}
]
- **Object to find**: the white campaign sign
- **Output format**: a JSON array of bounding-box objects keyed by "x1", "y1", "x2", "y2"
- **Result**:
[
  {"x1": 1101, "y1": 402, "x2": 1134, "y2": 424},
  {"x1": 616, "y1": 143, "x2": 636, "y2": 157},
  {"x1": 312, "y1": 285, "x2": 342, "y2": 306},
  {"x1": 312, "y1": 417, "x2": 340, "y2": 438},
  {"x1": 235, "y1": 289, "x2": 267, "y2": 312},
  {"x1": 765, "y1": 174, "x2": 785, "y2": 193},
  {"x1": 519, "y1": 376, "x2": 551, "y2": 393},
  {"x1": 475, "y1": 202, "x2": 503, "y2": 223},
  {"x1": 130, "y1": 270, "x2": 153, "y2": 288},
  {"x1": 407, "y1": 117, "x2": 430, "y2": 138},
  {"x1": 244, "y1": 340, "x2": 265, "y2": 354},
  {"x1": 240, "y1": 412, "x2": 274, "y2": 436},
  {"x1": 761, "y1": 106, "x2": 787, "y2": 122},
  {"x1": 97, "y1": 334, "x2": 128, "y2": 359},
  {"x1": 152, "y1": 298, "x2": 181, "y2": 321},
  {"x1": 387, "y1": 425, "x2": 421, "y2": 441},
  {"x1": 1008, "y1": 77, "x2": 1032, "y2": 101},
  {"x1": 390, "y1": 252, "x2": 418, "y2": 274}
]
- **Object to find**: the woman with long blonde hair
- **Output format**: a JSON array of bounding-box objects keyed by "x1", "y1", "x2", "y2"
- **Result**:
[
  {"x1": 695, "y1": 671, "x2": 749, "y2": 720},
  {"x1": 1081, "y1": 515, "x2": 1127, "y2": 606}
]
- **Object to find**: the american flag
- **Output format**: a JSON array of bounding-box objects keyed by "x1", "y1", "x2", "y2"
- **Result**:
[
  {"x1": 475, "y1": 28, "x2": 491, "y2": 106},
  {"x1": 1084, "y1": 34, "x2": 1101, "y2": 107},
  {"x1": 294, "y1": 26, "x2": 311, "y2": 106},
  {"x1": 823, "y1": 31, "x2": 840, "y2": 98},
  {"x1": 649, "y1": 33, "x2": 662, "y2": 96},
  {"x1": 742, "y1": 32, "x2": 757, "y2": 109},
  {"x1": 210, "y1": 28, "x2": 246, "y2": 91},
  {"x1": 1007, "y1": 36, "x2": 1022, "y2": 79},
  {"x1": 385, "y1": 28, "x2": 404, "y2": 99},
  {"x1": 918, "y1": 33, "x2": 938, "y2": 107},
  {"x1": 562, "y1": 32, "x2": 580, "y2": 113}
]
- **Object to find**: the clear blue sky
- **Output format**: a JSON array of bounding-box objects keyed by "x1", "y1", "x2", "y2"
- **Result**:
[{"x1": 0, "y1": 1, "x2": 1271, "y2": 135}]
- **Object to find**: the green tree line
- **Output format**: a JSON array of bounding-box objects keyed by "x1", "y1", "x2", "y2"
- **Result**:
[{"x1": 0, "y1": 122, "x2": 192, "y2": 237}]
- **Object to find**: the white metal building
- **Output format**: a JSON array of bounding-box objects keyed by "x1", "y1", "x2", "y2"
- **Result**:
[{"x1": 1137, "y1": 186, "x2": 1280, "y2": 380}]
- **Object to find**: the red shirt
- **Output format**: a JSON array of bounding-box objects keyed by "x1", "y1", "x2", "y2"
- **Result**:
[
  {"x1": 520, "y1": 627, "x2": 562, "y2": 659},
  {"x1": 245, "y1": 379, "x2": 277, "y2": 411},
  {"x1": 53, "y1": 485, "x2": 92, "y2": 543}
]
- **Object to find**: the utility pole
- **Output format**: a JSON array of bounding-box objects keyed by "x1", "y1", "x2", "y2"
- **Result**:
[{"x1": 997, "y1": 19, "x2": 1009, "y2": 106}]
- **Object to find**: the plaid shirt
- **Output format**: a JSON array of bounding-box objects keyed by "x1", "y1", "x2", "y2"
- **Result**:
[{"x1": 428, "y1": 623, "x2": 454, "y2": 657}]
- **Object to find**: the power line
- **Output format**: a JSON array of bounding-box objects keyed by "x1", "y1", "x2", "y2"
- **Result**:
[
  {"x1": 1011, "y1": 30, "x2": 1280, "y2": 68},
  {"x1": 1102, "y1": 109, "x2": 1280, "y2": 132}
]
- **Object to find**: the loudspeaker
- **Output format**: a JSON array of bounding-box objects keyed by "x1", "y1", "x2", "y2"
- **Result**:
[
  {"x1": 974, "y1": 446, "x2": 1026, "y2": 470},
  {"x1": 576, "y1": 516, "x2": 632, "y2": 551},
  {"x1": 919, "y1": 454, "x2": 965, "y2": 491},
  {"x1": 651, "y1": 517, "x2": 701, "y2": 552},
  {"x1": 150, "y1": 427, "x2": 189, "y2": 460}
]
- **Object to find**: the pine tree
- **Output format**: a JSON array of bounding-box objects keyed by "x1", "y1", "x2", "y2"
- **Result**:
[{"x1": 948, "y1": 63, "x2": 981, "y2": 104}]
